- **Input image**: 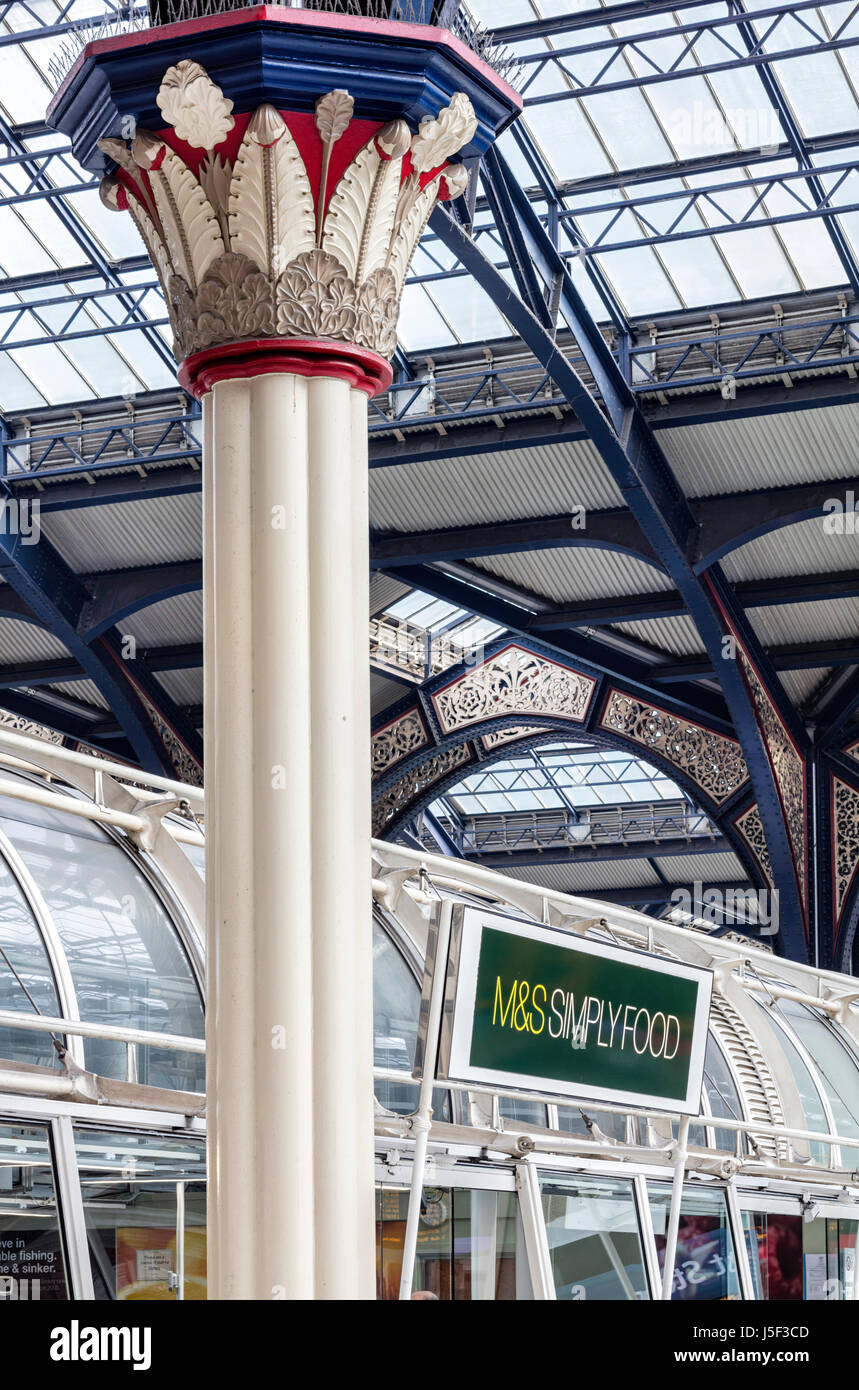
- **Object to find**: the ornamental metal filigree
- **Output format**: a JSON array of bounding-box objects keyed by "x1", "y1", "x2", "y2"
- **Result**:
[
  {"x1": 98, "y1": 66, "x2": 474, "y2": 364},
  {"x1": 139, "y1": 692, "x2": 203, "y2": 787},
  {"x1": 0, "y1": 708, "x2": 64, "y2": 746},
  {"x1": 371, "y1": 743, "x2": 471, "y2": 837},
  {"x1": 482, "y1": 724, "x2": 550, "y2": 752},
  {"x1": 432, "y1": 646, "x2": 595, "y2": 737},
  {"x1": 371, "y1": 707, "x2": 429, "y2": 778},
  {"x1": 735, "y1": 803, "x2": 774, "y2": 888},
  {"x1": 832, "y1": 777, "x2": 859, "y2": 920},
  {"x1": 599, "y1": 690, "x2": 748, "y2": 806},
  {"x1": 738, "y1": 652, "x2": 807, "y2": 905}
]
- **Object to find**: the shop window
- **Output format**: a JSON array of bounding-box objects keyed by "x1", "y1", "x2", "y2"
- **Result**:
[
  {"x1": 0, "y1": 853, "x2": 62, "y2": 1070},
  {"x1": 540, "y1": 1174, "x2": 649, "y2": 1300},
  {"x1": 649, "y1": 1184, "x2": 741, "y2": 1300},
  {"x1": 0, "y1": 1120, "x2": 68, "y2": 1299},
  {"x1": 743, "y1": 1210, "x2": 858, "y2": 1300},
  {"x1": 74, "y1": 1127, "x2": 206, "y2": 1300},
  {"x1": 376, "y1": 1186, "x2": 521, "y2": 1300}
]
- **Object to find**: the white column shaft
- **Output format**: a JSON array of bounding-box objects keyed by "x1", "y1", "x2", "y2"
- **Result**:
[
  {"x1": 206, "y1": 370, "x2": 373, "y2": 1301},
  {"x1": 308, "y1": 377, "x2": 375, "y2": 1299}
]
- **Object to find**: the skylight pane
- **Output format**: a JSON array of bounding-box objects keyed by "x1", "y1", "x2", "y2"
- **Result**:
[
  {"x1": 581, "y1": 89, "x2": 674, "y2": 169},
  {"x1": 712, "y1": 225, "x2": 800, "y2": 296},
  {"x1": 8, "y1": 344, "x2": 94, "y2": 403},
  {"x1": 771, "y1": 54, "x2": 859, "y2": 136},
  {"x1": 0, "y1": 207, "x2": 54, "y2": 275},
  {"x1": 396, "y1": 284, "x2": 456, "y2": 351},
  {"x1": 0, "y1": 355, "x2": 48, "y2": 411},
  {"x1": 0, "y1": 43, "x2": 53, "y2": 123},
  {"x1": 525, "y1": 99, "x2": 614, "y2": 182},
  {"x1": 424, "y1": 276, "x2": 511, "y2": 344},
  {"x1": 592, "y1": 246, "x2": 681, "y2": 313}
]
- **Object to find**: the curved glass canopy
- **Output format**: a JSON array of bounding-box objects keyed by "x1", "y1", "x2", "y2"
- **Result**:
[{"x1": 0, "y1": 770, "x2": 204, "y2": 1092}]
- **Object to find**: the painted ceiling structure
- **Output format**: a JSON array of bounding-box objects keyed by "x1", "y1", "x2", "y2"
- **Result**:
[{"x1": 0, "y1": 0, "x2": 857, "y2": 971}]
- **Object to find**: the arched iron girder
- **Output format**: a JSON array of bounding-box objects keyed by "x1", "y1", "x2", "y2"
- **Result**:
[
  {"x1": 429, "y1": 179, "x2": 809, "y2": 958},
  {"x1": 0, "y1": 524, "x2": 201, "y2": 778}
]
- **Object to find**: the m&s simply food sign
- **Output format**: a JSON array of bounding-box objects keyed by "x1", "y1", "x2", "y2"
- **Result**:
[{"x1": 435, "y1": 907, "x2": 712, "y2": 1114}]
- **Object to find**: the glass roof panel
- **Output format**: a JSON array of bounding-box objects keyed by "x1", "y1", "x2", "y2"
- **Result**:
[{"x1": 0, "y1": 1, "x2": 855, "y2": 400}]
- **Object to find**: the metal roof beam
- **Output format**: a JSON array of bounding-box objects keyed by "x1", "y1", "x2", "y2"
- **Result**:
[
  {"x1": 371, "y1": 476, "x2": 857, "y2": 573},
  {"x1": 430, "y1": 183, "x2": 809, "y2": 957},
  {"x1": 530, "y1": 571, "x2": 859, "y2": 629}
]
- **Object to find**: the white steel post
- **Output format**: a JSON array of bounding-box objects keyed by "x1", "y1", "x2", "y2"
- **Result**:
[{"x1": 660, "y1": 1115, "x2": 690, "y2": 1301}]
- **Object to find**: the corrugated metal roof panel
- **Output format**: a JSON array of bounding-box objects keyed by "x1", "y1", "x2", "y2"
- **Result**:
[
  {"x1": 660, "y1": 404, "x2": 859, "y2": 497},
  {"x1": 44, "y1": 679, "x2": 110, "y2": 710},
  {"x1": 121, "y1": 590, "x2": 203, "y2": 646},
  {"x1": 778, "y1": 668, "x2": 830, "y2": 707},
  {"x1": 155, "y1": 668, "x2": 203, "y2": 706},
  {"x1": 0, "y1": 619, "x2": 69, "y2": 663},
  {"x1": 470, "y1": 547, "x2": 670, "y2": 604},
  {"x1": 747, "y1": 597, "x2": 859, "y2": 645},
  {"x1": 722, "y1": 516, "x2": 859, "y2": 581},
  {"x1": 370, "y1": 573, "x2": 410, "y2": 616},
  {"x1": 654, "y1": 852, "x2": 746, "y2": 882},
  {"x1": 500, "y1": 859, "x2": 662, "y2": 893},
  {"x1": 40, "y1": 494, "x2": 202, "y2": 572},
  {"x1": 371, "y1": 673, "x2": 411, "y2": 716},
  {"x1": 369, "y1": 439, "x2": 624, "y2": 531},
  {"x1": 611, "y1": 613, "x2": 705, "y2": 656}
]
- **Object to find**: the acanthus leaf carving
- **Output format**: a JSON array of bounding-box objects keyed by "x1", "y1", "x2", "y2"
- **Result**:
[
  {"x1": 156, "y1": 59, "x2": 235, "y2": 151},
  {"x1": 132, "y1": 130, "x2": 224, "y2": 291},
  {"x1": 100, "y1": 68, "x2": 479, "y2": 365},
  {"x1": 276, "y1": 247, "x2": 357, "y2": 340},
  {"x1": 229, "y1": 105, "x2": 315, "y2": 280},
  {"x1": 314, "y1": 89, "x2": 354, "y2": 240},
  {"x1": 409, "y1": 92, "x2": 477, "y2": 173},
  {"x1": 387, "y1": 170, "x2": 443, "y2": 297},
  {"x1": 196, "y1": 252, "x2": 276, "y2": 347}
]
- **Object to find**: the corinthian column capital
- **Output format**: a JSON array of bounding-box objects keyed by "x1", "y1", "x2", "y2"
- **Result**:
[
  {"x1": 49, "y1": 8, "x2": 521, "y2": 396},
  {"x1": 98, "y1": 65, "x2": 474, "y2": 394}
]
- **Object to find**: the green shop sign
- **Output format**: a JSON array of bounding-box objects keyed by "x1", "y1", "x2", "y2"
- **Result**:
[{"x1": 428, "y1": 906, "x2": 712, "y2": 1114}]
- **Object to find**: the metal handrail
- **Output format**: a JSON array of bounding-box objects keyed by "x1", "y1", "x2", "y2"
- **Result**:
[{"x1": 0, "y1": 1006, "x2": 204, "y2": 1055}]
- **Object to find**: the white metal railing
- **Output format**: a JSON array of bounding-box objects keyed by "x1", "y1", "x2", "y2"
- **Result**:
[
  {"x1": 0, "y1": 1006, "x2": 205, "y2": 1092},
  {"x1": 369, "y1": 615, "x2": 469, "y2": 682},
  {"x1": 0, "y1": 723, "x2": 204, "y2": 847},
  {"x1": 371, "y1": 839, "x2": 859, "y2": 1007}
]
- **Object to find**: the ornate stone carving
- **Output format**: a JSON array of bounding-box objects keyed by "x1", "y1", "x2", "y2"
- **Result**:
[
  {"x1": 482, "y1": 724, "x2": 549, "y2": 752},
  {"x1": 599, "y1": 690, "x2": 748, "y2": 805},
  {"x1": 371, "y1": 707, "x2": 429, "y2": 778},
  {"x1": 847, "y1": 740, "x2": 859, "y2": 766},
  {"x1": 372, "y1": 743, "x2": 472, "y2": 837},
  {"x1": 832, "y1": 776, "x2": 859, "y2": 920},
  {"x1": 735, "y1": 803, "x2": 774, "y2": 889},
  {"x1": 156, "y1": 60, "x2": 235, "y2": 150},
  {"x1": 98, "y1": 65, "x2": 474, "y2": 365},
  {"x1": 432, "y1": 645, "x2": 595, "y2": 736},
  {"x1": 738, "y1": 651, "x2": 807, "y2": 906}
]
